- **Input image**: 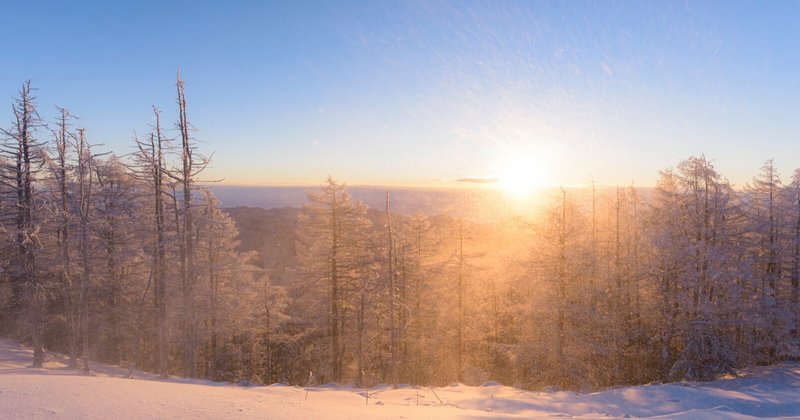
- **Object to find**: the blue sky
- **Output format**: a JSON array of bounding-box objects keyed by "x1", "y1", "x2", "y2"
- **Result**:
[{"x1": 1, "y1": 1, "x2": 800, "y2": 187}]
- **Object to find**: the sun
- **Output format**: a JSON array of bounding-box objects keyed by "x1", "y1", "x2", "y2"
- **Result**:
[{"x1": 496, "y1": 157, "x2": 551, "y2": 198}]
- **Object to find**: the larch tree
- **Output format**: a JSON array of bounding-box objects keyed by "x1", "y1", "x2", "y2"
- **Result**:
[
  {"x1": 297, "y1": 177, "x2": 371, "y2": 383},
  {"x1": 0, "y1": 81, "x2": 46, "y2": 367},
  {"x1": 385, "y1": 191, "x2": 398, "y2": 387},
  {"x1": 93, "y1": 156, "x2": 141, "y2": 364},
  {"x1": 195, "y1": 189, "x2": 256, "y2": 380},
  {"x1": 789, "y1": 169, "x2": 800, "y2": 339},
  {"x1": 169, "y1": 71, "x2": 210, "y2": 377},
  {"x1": 75, "y1": 128, "x2": 95, "y2": 372},
  {"x1": 131, "y1": 106, "x2": 170, "y2": 376},
  {"x1": 47, "y1": 106, "x2": 78, "y2": 366},
  {"x1": 666, "y1": 156, "x2": 741, "y2": 380}
]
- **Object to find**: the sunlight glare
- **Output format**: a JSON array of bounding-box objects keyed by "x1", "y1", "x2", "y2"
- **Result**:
[{"x1": 496, "y1": 157, "x2": 552, "y2": 198}]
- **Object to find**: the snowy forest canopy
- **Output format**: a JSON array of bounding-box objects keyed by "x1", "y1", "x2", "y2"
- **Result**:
[{"x1": 2, "y1": 79, "x2": 800, "y2": 391}]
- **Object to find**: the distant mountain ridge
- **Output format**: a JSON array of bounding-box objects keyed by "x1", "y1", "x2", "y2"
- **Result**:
[{"x1": 209, "y1": 184, "x2": 644, "y2": 220}]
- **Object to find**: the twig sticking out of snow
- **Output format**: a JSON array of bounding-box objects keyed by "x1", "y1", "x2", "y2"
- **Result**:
[
  {"x1": 304, "y1": 371, "x2": 313, "y2": 401},
  {"x1": 429, "y1": 387, "x2": 444, "y2": 405},
  {"x1": 362, "y1": 370, "x2": 369, "y2": 405}
]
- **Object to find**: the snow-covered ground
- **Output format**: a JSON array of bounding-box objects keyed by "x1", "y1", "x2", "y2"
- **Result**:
[{"x1": 1, "y1": 339, "x2": 799, "y2": 419}]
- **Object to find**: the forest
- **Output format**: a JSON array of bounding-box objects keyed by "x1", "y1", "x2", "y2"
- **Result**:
[{"x1": 1, "y1": 77, "x2": 799, "y2": 392}]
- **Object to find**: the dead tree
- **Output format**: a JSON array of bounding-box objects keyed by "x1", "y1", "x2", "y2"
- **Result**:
[
  {"x1": 168, "y1": 71, "x2": 210, "y2": 377},
  {"x1": 132, "y1": 106, "x2": 169, "y2": 376},
  {"x1": 386, "y1": 191, "x2": 397, "y2": 388},
  {"x1": 50, "y1": 107, "x2": 78, "y2": 366},
  {"x1": 0, "y1": 82, "x2": 45, "y2": 367},
  {"x1": 76, "y1": 128, "x2": 94, "y2": 371},
  {"x1": 456, "y1": 219, "x2": 465, "y2": 383}
]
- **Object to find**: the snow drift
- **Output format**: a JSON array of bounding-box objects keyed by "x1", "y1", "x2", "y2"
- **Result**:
[{"x1": 1, "y1": 339, "x2": 799, "y2": 419}]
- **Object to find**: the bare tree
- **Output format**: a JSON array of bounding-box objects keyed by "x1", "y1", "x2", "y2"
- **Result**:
[
  {"x1": 386, "y1": 191, "x2": 397, "y2": 388},
  {"x1": 1, "y1": 82, "x2": 45, "y2": 367},
  {"x1": 49, "y1": 107, "x2": 78, "y2": 366},
  {"x1": 169, "y1": 71, "x2": 210, "y2": 377},
  {"x1": 76, "y1": 128, "x2": 95, "y2": 371},
  {"x1": 298, "y1": 177, "x2": 370, "y2": 383}
]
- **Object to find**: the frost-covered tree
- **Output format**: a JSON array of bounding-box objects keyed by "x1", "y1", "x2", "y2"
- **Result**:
[
  {"x1": 650, "y1": 156, "x2": 741, "y2": 380},
  {"x1": 297, "y1": 177, "x2": 371, "y2": 383},
  {"x1": 46, "y1": 106, "x2": 78, "y2": 366},
  {"x1": 75, "y1": 128, "x2": 95, "y2": 371},
  {"x1": 0, "y1": 82, "x2": 47, "y2": 367},
  {"x1": 93, "y1": 156, "x2": 142, "y2": 364},
  {"x1": 131, "y1": 106, "x2": 170, "y2": 376}
]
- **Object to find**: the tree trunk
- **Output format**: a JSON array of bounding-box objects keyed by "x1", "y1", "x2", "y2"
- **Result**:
[
  {"x1": 386, "y1": 191, "x2": 397, "y2": 388},
  {"x1": 177, "y1": 72, "x2": 198, "y2": 377},
  {"x1": 329, "y1": 187, "x2": 341, "y2": 382},
  {"x1": 77, "y1": 129, "x2": 93, "y2": 372},
  {"x1": 152, "y1": 109, "x2": 168, "y2": 377}
]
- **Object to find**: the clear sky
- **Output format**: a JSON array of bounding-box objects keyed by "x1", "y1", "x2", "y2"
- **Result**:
[{"x1": 2, "y1": 1, "x2": 800, "y2": 188}]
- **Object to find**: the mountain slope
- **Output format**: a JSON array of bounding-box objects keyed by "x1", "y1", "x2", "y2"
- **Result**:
[{"x1": 1, "y1": 339, "x2": 799, "y2": 419}]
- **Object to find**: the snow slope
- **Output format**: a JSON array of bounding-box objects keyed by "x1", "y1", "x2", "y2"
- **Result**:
[{"x1": 1, "y1": 339, "x2": 799, "y2": 419}]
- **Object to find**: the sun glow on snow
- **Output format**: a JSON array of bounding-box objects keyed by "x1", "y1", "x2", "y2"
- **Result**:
[{"x1": 496, "y1": 157, "x2": 552, "y2": 198}]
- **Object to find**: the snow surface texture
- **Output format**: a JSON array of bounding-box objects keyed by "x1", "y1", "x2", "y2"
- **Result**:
[{"x1": 1, "y1": 340, "x2": 799, "y2": 419}]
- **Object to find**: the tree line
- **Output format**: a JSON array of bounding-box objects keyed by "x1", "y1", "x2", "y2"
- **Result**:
[
  {"x1": 0, "y1": 76, "x2": 270, "y2": 380},
  {"x1": 259, "y1": 156, "x2": 800, "y2": 390},
  {"x1": 1, "y1": 77, "x2": 799, "y2": 390}
]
